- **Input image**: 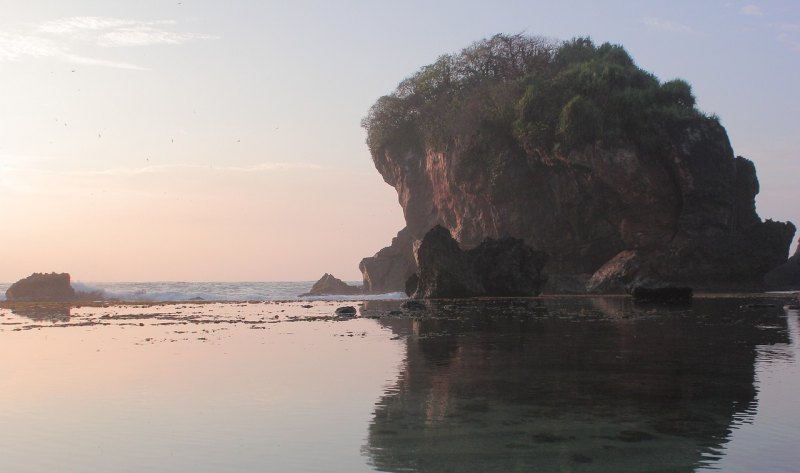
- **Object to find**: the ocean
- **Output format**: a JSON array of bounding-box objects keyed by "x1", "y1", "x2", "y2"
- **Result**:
[{"x1": 0, "y1": 281, "x2": 406, "y2": 302}]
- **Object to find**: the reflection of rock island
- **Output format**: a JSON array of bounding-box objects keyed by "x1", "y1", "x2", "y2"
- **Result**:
[
  {"x1": 5, "y1": 303, "x2": 71, "y2": 322},
  {"x1": 365, "y1": 298, "x2": 789, "y2": 472}
]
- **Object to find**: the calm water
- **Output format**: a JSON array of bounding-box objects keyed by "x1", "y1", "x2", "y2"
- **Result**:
[{"x1": 0, "y1": 296, "x2": 798, "y2": 472}]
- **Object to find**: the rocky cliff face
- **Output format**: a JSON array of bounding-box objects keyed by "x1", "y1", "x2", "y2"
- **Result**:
[
  {"x1": 359, "y1": 35, "x2": 795, "y2": 293},
  {"x1": 362, "y1": 123, "x2": 794, "y2": 292}
]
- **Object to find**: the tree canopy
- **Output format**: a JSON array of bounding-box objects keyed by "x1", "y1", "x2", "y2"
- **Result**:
[{"x1": 362, "y1": 34, "x2": 713, "y2": 159}]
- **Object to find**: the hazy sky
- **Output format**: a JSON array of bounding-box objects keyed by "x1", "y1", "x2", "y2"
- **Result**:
[{"x1": 0, "y1": 0, "x2": 798, "y2": 282}]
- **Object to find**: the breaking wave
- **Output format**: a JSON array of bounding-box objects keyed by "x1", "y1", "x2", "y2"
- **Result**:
[{"x1": 51, "y1": 281, "x2": 406, "y2": 302}]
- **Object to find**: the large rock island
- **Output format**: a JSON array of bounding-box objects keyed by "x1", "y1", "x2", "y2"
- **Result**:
[{"x1": 359, "y1": 34, "x2": 795, "y2": 293}]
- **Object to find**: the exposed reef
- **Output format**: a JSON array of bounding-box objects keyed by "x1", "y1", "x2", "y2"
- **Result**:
[{"x1": 359, "y1": 34, "x2": 795, "y2": 293}]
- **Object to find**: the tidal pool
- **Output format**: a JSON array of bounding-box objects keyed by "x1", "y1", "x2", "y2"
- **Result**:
[{"x1": 0, "y1": 296, "x2": 797, "y2": 472}]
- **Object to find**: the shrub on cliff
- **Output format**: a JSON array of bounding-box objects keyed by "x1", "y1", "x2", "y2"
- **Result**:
[{"x1": 362, "y1": 34, "x2": 712, "y2": 159}]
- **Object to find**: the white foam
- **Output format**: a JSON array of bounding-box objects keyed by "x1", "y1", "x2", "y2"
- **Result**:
[{"x1": 66, "y1": 282, "x2": 408, "y2": 302}]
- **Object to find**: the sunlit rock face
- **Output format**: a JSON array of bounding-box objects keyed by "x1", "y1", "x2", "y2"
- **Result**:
[{"x1": 358, "y1": 34, "x2": 795, "y2": 293}]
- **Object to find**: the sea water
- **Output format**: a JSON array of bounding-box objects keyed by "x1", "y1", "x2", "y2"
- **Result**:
[
  {"x1": 0, "y1": 296, "x2": 798, "y2": 472},
  {"x1": 0, "y1": 281, "x2": 405, "y2": 302}
]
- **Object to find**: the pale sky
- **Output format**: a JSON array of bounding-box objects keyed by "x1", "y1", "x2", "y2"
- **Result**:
[{"x1": 0, "y1": 0, "x2": 798, "y2": 282}]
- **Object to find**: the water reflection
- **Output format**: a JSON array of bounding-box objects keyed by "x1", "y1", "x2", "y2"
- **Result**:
[
  {"x1": 366, "y1": 297, "x2": 789, "y2": 472},
  {"x1": 5, "y1": 303, "x2": 71, "y2": 322}
]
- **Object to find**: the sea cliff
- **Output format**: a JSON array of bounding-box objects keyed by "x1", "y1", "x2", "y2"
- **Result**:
[{"x1": 359, "y1": 34, "x2": 795, "y2": 293}]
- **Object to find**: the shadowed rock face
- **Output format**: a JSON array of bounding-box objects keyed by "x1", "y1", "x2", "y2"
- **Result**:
[
  {"x1": 764, "y1": 239, "x2": 800, "y2": 290},
  {"x1": 360, "y1": 228, "x2": 416, "y2": 294},
  {"x1": 410, "y1": 225, "x2": 547, "y2": 298},
  {"x1": 5, "y1": 273, "x2": 76, "y2": 302}
]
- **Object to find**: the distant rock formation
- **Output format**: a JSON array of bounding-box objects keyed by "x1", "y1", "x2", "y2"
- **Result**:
[
  {"x1": 359, "y1": 34, "x2": 795, "y2": 293},
  {"x1": 5, "y1": 273, "x2": 76, "y2": 301},
  {"x1": 300, "y1": 273, "x2": 362, "y2": 296},
  {"x1": 408, "y1": 225, "x2": 547, "y2": 298},
  {"x1": 764, "y1": 240, "x2": 800, "y2": 290}
]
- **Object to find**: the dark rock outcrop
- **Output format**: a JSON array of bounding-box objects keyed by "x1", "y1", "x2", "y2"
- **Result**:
[
  {"x1": 359, "y1": 35, "x2": 795, "y2": 293},
  {"x1": 360, "y1": 228, "x2": 417, "y2": 293},
  {"x1": 300, "y1": 273, "x2": 362, "y2": 296},
  {"x1": 410, "y1": 225, "x2": 547, "y2": 298},
  {"x1": 5, "y1": 273, "x2": 76, "y2": 301},
  {"x1": 764, "y1": 240, "x2": 800, "y2": 290},
  {"x1": 401, "y1": 300, "x2": 427, "y2": 311},
  {"x1": 335, "y1": 306, "x2": 358, "y2": 317}
]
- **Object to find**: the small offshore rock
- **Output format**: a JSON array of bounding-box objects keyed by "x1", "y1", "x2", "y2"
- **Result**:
[
  {"x1": 5, "y1": 272, "x2": 76, "y2": 301},
  {"x1": 335, "y1": 306, "x2": 358, "y2": 317},
  {"x1": 300, "y1": 273, "x2": 362, "y2": 296}
]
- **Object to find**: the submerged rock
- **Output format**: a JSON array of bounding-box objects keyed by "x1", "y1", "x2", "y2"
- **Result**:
[
  {"x1": 5, "y1": 273, "x2": 76, "y2": 302},
  {"x1": 300, "y1": 273, "x2": 362, "y2": 296},
  {"x1": 410, "y1": 226, "x2": 547, "y2": 299}
]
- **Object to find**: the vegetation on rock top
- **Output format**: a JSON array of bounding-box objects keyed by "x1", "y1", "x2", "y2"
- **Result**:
[{"x1": 362, "y1": 34, "x2": 714, "y2": 160}]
